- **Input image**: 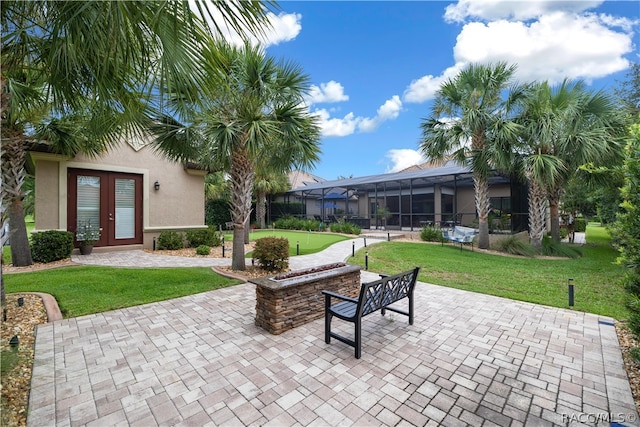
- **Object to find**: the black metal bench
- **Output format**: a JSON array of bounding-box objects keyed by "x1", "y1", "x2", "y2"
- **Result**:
[{"x1": 322, "y1": 267, "x2": 420, "y2": 358}]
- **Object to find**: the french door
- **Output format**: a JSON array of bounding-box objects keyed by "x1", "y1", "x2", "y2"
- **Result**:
[{"x1": 68, "y1": 169, "x2": 143, "y2": 247}]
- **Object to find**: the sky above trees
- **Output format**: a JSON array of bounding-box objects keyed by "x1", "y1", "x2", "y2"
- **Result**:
[{"x1": 210, "y1": 0, "x2": 638, "y2": 180}]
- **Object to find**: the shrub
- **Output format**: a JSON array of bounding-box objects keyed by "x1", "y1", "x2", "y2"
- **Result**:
[
  {"x1": 420, "y1": 226, "x2": 443, "y2": 242},
  {"x1": 157, "y1": 230, "x2": 184, "y2": 250},
  {"x1": 329, "y1": 221, "x2": 361, "y2": 235},
  {"x1": 186, "y1": 227, "x2": 222, "y2": 247},
  {"x1": 493, "y1": 235, "x2": 536, "y2": 257},
  {"x1": 253, "y1": 237, "x2": 289, "y2": 272},
  {"x1": 573, "y1": 218, "x2": 587, "y2": 232},
  {"x1": 196, "y1": 245, "x2": 211, "y2": 256},
  {"x1": 274, "y1": 216, "x2": 322, "y2": 231},
  {"x1": 31, "y1": 230, "x2": 74, "y2": 263},
  {"x1": 542, "y1": 236, "x2": 582, "y2": 258}
]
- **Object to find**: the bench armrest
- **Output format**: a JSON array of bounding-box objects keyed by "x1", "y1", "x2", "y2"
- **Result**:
[{"x1": 322, "y1": 290, "x2": 358, "y2": 304}]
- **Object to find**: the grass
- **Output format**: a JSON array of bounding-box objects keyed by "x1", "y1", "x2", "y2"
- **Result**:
[
  {"x1": 234, "y1": 229, "x2": 350, "y2": 256},
  {"x1": 348, "y1": 224, "x2": 628, "y2": 320},
  {"x1": 3, "y1": 267, "x2": 241, "y2": 318}
]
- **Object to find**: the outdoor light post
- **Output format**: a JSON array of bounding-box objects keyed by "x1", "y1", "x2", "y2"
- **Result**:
[
  {"x1": 365, "y1": 252, "x2": 369, "y2": 270},
  {"x1": 568, "y1": 278, "x2": 574, "y2": 307}
]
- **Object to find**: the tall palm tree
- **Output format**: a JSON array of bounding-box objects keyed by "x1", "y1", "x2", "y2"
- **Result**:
[
  {"x1": 419, "y1": 62, "x2": 520, "y2": 249},
  {"x1": 0, "y1": 1, "x2": 273, "y2": 270},
  {"x1": 515, "y1": 80, "x2": 623, "y2": 247},
  {"x1": 153, "y1": 40, "x2": 321, "y2": 270}
]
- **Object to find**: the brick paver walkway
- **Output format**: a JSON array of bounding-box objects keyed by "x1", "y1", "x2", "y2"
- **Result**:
[{"x1": 27, "y1": 233, "x2": 638, "y2": 426}]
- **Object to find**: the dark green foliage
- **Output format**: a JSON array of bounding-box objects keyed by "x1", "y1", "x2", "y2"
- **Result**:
[
  {"x1": 205, "y1": 199, "x2": 231, "y2": 228},
  {"x1": 30, "y1": 230, "x2": 73, "y2": 263},
  {"x1": 253, "y1": 237, "x2": 289, "y2": 272},
  {"x1": 186, "y1": 227, "x2": 222, "y2": 247},
  {"x1": 612, "y1": 123, "x2": 640, "y2": 337},
  {"x1": 196, "y1": 245, "x2": 211, "y2": 255},
  {"x1": 329, "y1": 222, "x2": 361, "y2": 235},
  {"x1": 270, "y1": 202, "x2": 305, "y2": 221},
  {"x1": 274, "y1": 216, "x2": 322, "y2": 231},
  {"x1": 420, "y1": 226, "x2": 443, "y2": 242},
  {"x1": 493, "y1": 235, "x2": 537, "y2": 257},
  {"x1": 573, "y1": 218, "x2": 587, "y2": 233},
  {"x1": 157, "y1": 231, "x2": 184, "y2": 250}
]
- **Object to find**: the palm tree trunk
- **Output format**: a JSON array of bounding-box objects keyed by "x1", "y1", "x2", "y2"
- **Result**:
[
  {"x1": 229, "y1": 147, "x2": 254, "y2": 270},
  {"x1": 256, "y1": 190, "x2": 267, "y2": 229},
  {"x1": 474, "y1": 174, "x2": 490, "y2": 249},
  {"x1": 548, "y1": 186, "x2": 562, "y2": 242},
  {"x1": 1, "y1": 139, "x2": 33, "y2": 266},
  {"x1": 528, "y1": 179, "x2": 547, "y2": 253}
]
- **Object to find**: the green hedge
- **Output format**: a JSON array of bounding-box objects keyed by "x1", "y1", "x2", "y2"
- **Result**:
[{"x1": 31, "y1": 230, "x2": 74, "y2": 263}]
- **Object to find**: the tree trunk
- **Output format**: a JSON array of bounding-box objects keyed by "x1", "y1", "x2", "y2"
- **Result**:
[
  {"x1": 229, "y1": 147, "x2": 254, "y2": 271},
  {"x1": 1, "y1": 138, "x2": 32, "y2": 266},
  {"x1": 548, "y1": 186, "x2": 562, "y2": 242},
  {"x1": 474, "y1": 174, "x2": 490, "y2": 249},
  {"x1": 244, "y1": 216, "x2": 250, "y2": 244},
  {"x1": 256, "y1": 190, "x2": 267, "y2": 229},
  {"x1": 8, "y1": 200, "x2": 32, "y2": 266},
  {"x1": 528, "y1": 179, "x2": 547, "y2": 253}
]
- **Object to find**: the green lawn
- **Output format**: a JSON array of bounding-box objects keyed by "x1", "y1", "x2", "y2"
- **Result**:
[
  {"x1": 4, "y1": 267, "x2": 241, "y2": 318},
  {"x1": 237, "y1": 229, "x2": 350, "y2": 256},
  {"x1": 348, "y1": 224, "x2": 628, "y2": 320}
]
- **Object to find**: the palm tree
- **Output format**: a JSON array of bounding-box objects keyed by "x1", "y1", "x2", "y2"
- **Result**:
[
  {"x1": 419, "y1": 62, "x2": 520, "y2": 249},
  {"x1": 153, "y1": 40, "x2": 321, "y2": 270},
  {"x1": 0, "y1": 1, "x2": 273, "y2": 270},
  {"x1": 515, "y1": 80, "x2": 623, "y2": 247}
]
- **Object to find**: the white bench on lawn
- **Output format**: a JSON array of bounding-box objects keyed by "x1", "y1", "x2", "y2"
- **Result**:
[{"x1": 442, "y1": 226, "x2": 478, "y2": 251}]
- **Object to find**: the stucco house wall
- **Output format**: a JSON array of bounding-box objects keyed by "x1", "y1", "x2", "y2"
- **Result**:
[{"x1": 30, "y1": 140, "x2": 206, "y2": 250}]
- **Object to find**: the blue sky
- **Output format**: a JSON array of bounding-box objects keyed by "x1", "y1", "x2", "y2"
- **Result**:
[{"x1": 220, "y1": 1, "x2": 640, "y2": 180}]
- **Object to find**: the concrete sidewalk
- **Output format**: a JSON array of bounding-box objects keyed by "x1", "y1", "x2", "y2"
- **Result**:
[{"x1": 28, "y1": 233, "x2": 638, "y2": 426}]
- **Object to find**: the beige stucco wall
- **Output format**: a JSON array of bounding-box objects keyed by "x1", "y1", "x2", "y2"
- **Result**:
[{"x1": 31, "y1": 141, "x2": 205, "y2": 249}]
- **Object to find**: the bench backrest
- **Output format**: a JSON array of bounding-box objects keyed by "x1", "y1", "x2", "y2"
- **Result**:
[
  {"x1": 453, "y1": 226, "x2": 477, "y2": 237},
  {"x1": 358, "y1": 267, "x2": 420, "y2": 317}
]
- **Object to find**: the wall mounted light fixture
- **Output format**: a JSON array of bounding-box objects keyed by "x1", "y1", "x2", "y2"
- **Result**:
[{"x1": 154, "y1": 181, "x2": 160, "y2": 191}]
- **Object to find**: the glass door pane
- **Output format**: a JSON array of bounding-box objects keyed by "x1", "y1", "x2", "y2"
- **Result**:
[
  {"x1": 77, "y1": 175, "x2": 101, "y2": 231},
  {"x1": 115, "y1": 178, "x2": 135, "y2": 239}
]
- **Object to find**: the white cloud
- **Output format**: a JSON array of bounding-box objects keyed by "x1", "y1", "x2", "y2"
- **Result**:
[
  {"x1": 403, "y1": 63, "x2": 465, "y2": 103},
  {"x1": 358, "y1": 96, "x2": 402, "y2": 132},
  {"x1": 312, "y1": 96, "x2": 403, "y2": 137},
  {"x1": 453, "y1": 12, "x2": 633, "y2": 83},
  {"x1": 194, "y1": 2, "x2": 302, "y2": 47},
  {"x1": 313, "y1": 109, "x2": 360, "y2": 137},
  {"x1": 444, "y1": 0, "x2": 603, "y2": 23},
  {"x1": 385, "y1": 149, "x2": 426, "y2": 173},
  {"x1": 306, "y1": 81, "x2": 349, "y2": 104}
]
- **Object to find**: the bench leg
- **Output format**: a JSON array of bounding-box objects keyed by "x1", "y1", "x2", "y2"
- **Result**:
[
  {"x1": 355, "y1": 317, "x2": 362, "y2": 359},
  {"x1": 408, "y1": 295, "x2": 414, "y2": 325},
  {"x1": 325, "y1": 296, "x2": 332, "y2": 344}
]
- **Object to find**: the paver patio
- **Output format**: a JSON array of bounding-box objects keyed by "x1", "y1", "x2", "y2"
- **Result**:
[{"x1": 28, "y1": 276, "x2": 639, "y2": 426}]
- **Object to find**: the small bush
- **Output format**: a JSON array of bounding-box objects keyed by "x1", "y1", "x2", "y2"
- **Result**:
[
  {"x1": 186, "y1": 227, "x2": 222, "y2": 247},
  {"x1": 253, "y1": 237, "x2": 289, "y2": 272},
  {"x1": 30, "y1": 230, "x2": 74, "y2": 263},
  {"x1": 196, "y1": 245, "x2": 211, "y2": 256},
  {"x1": 157, "y1": 230, "x2": 184, "y2": 250},
  {"x1": 420, "y1": 226, "x2": 443, "y2": 242},
  {"x1": 493, "y1": 235, "x2": 536, "y2": 257},
  {"x1": 329, "y1": 222, "x2": 361, "y2": 235},
  {"x1": 573, "y1": 218, "x2": 587, "y2": 232}
]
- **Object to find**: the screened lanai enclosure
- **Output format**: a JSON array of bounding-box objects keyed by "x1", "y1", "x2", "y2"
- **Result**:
[{"x1": 272, "y1": 161, "x2": 529, "y2": 233}]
